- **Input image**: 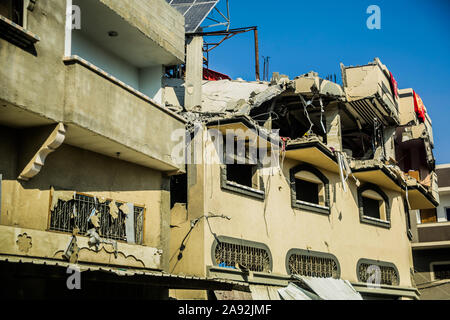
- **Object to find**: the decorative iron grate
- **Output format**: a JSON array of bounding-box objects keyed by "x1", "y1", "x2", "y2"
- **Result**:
[
  {"x1": 214, "y1": 242, "x2": 271, "y2": 272},
  {"x1": 288, "y1": 254, "x2": 339, "y2": 279},
  {"x1": 50, "y1": 193, "x2": 144, "y2": 245},
  {"x1": 358, "y1": 263, "x2": 399, "y2": 286}
]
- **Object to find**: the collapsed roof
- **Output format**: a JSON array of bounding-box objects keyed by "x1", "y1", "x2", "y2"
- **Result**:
[{"x1": 162, "y1": 57, "x2": 438, "y2": 208}]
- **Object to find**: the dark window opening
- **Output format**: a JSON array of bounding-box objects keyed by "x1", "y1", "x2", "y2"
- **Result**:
[
  {"x1": 295, "y1": 179, "x2": 319, "y2": 204},
  {"x1": 170, "y1": 174, "x2": 187, "y2": 209},
  {"x1": 342, "y1": 131, "x2": 374, "y2": 160},
  {"x1": 446, "y1": 207, "x2": 450, "y2": 222},
  {"x1": 362, "y1": 197, "x2": 381, "y2": 219},
  {"x1": 226, "y1": 164, "x2": 255, "y2": 188},
  {"x1": 434, "y1": 264, "x2": 450, "y2": 280},
  {"x1": 0, "y1": 0, "x2": 23, "y2": 25},
  {"x1": 420, "y1": 208, "x2": 437, "y2": 224}
]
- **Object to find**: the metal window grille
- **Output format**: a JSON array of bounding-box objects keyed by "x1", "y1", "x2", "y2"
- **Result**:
[
  {"x1": 214, "y1": 242, "x2": 271, "y2": 272},
  {"x1": 358, "y1": 263, "x2": 399, "y2": 286},
  {"x1": 50, "y1": 193, "x2": 144, "y2": 245},
  {"x1": 288, "y1": 254, "x2": 339, "y2": 279}
]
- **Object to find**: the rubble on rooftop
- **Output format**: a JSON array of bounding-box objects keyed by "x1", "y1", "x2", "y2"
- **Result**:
[{"x1": 162, "y1": 57, "x2": 437, "y2": 203}]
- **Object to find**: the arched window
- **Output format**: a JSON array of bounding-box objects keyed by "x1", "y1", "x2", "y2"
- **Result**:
[
  {"x1": 212, "y1": 236, "x2": 272, "y2": 272},
  {"x1": 357, "y1": 184, "x2": 391, "y2": 228},
  {"x1": 356, "y1": 259, "x2": 399, "y2": 286},
  {"x1": 290, "y1": 164, "x2": 330, "y2": 215}
]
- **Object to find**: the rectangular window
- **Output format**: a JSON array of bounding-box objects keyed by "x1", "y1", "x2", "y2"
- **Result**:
[
  {"x1": 420, "y1": 208, "x2": 437, "y2": 224},
  {"x1": 433, "y1": 264, "x2": 450, "y2": 280},
  {"x1": 170, "y1": 174, "x2": 187, "y2": 209},
  {"x1": 446, "y1": 207, "x2": 450, "y2": 222},
  {"x1": 220, "y1": 138, "x2": 264, "y2": 199},
  {"x1": 226, "y1": 164, "x2": 257, "y2": 189},
  {"x1": 50, "y1": 193, "x2": 144, "y2": 245},
  {"x1": 0, "y1": 0, "x2": 23, "y2": 25},
  {"x1": 362, "y1": 197, "x2": 381, "y2": 219},
  {"x1": 295, "y1": 179, "x2": 319, "y2": 204}
]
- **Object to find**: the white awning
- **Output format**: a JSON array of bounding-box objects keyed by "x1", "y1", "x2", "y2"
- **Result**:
[{"x1": 293, "y1": 276, "x2": 363, "y2": 300}]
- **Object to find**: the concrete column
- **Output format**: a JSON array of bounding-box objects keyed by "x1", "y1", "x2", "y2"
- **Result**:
[
  {"x1": 325, "y1": 104, "x2": 342, "y2": 152},
  {"x1": 185, "y1": 36, "x2": 203, "y2": 111},
  {"x1": 160, "y1": 175, "x2": 171, "y2": 273},
  {"x1": 383, "y1": 126, "x2": 396, "y2": 161}
]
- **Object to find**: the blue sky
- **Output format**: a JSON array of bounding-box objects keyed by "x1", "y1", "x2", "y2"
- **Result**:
[{"x1": 205, "y1": 0, "x2": 450, "y2": 164}]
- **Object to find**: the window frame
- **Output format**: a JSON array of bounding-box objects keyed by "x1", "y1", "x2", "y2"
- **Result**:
[
  {"x1": 211, "y1": 236, "x2": 273, "y2": 273},
  {"x1": 220, "y1": 138, "x2": 265, "y2": 200},
  {"x1": 356, "y1": 258, "x2": 400, "y2": 286},
  {"x1": 285, "y1": 248, "x2": 341, "y2": 279},
  {"x1": 290, "y1": 163, "x2": 330, "y2": 215},
  {"x1": 0, "y1": 0, "x2": 24, "y2": 26},
  {"x1": 0, "y1": 0, "x2": 40, "y2": 51},
  {"x1": 430, "y1": 261, "x2": 450, "y2": 281},
  {"x1": 357, "y1": 183, "x2": 391, "y2": 229}
]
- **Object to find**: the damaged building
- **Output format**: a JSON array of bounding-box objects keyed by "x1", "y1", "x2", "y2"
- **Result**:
[
  {"x1": 165, "y1": 29, "x2": 439, "y2": 299},
  {"x1": 0, "y1": 0, "x2": 441, "y2": 300}
]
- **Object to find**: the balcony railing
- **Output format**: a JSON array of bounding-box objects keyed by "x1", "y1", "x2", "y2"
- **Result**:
[{"x1": 417, "y1": 222, "x2": 450, "y2": 243}]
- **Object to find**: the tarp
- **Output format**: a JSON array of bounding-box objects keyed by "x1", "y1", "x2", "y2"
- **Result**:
[
  {"x1": 293, "y1": 275, "x2": 363, "y2": 300},
  {"x1": 389, "y1": 71, "x2": 399, "y2": 99},
  {"x1": 203, "y1": 68, "x2": 231, "y2": 81},
  {"x1": 250, "y1": 285, "x2": 282, "y2": 300},
  {"x1": 278, "y1": 283, "x2": 321, "y2": 300}
]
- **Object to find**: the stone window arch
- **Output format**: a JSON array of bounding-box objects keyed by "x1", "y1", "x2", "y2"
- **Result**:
[
  {"x1": 290, "y1": 163, "x2": 330, "y2": 215},
  {"x1": 358, "y1": 184, "x2": 391, "y2": 228}
]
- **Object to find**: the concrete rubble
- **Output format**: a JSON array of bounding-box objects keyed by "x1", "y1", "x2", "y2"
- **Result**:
[{"x1": 163, "y1": 57, "x2": 438, "y2": 200}]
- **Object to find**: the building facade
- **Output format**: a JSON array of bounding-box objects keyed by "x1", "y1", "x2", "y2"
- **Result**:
[
  {"x1": 0, "y1": 0, "x2": 247, "y2": 299},
  {"x1": 0, "y1": 1, "x2": 442, "y2": 300},
  {"x1": 167, "y1": 55, "x2": 439, "y2": 300}
]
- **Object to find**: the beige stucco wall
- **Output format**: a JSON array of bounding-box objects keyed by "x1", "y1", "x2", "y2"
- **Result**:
[
  {"x1": 0, "y1": 126, "x2": 170, "y2": 270},
  {"x1": 170, "y1": 128, "x2": 415, "y2": 295}
]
